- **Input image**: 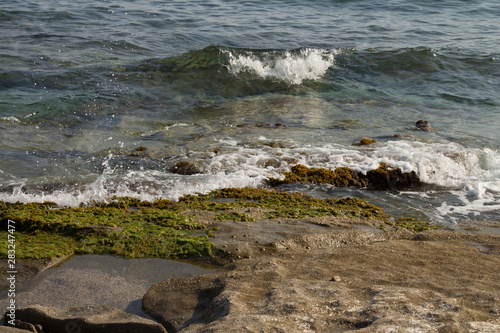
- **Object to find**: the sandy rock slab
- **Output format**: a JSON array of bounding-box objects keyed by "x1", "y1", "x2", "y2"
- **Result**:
[
  {"x1": 3, "y1": 305, "x2": 167, "y2": 333},
  {"x1": 144, "y1": 230, "x2": 500, "y2": 333}
]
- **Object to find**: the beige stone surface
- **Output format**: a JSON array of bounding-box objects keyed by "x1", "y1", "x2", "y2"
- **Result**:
[{"x1": 144, "y1": 219, "x2": 500, "y2": 332}]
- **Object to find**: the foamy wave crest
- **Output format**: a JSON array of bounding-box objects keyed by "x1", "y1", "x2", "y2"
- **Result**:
[{"x1": 224, "y1": 48, "x2": 336, "y2": 84}]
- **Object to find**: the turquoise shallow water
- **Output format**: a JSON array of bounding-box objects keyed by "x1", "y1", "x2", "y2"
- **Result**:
[{"x1": 1, "y1": 0, "x2": 499, "y2": 224}]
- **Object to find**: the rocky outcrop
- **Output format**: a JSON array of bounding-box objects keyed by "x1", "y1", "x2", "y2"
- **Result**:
[
  {"x1": 365, "y1": 162, "x2": 421, "y2": 190},
  {"x1": 269, "y1": 163, "x2": 421, "y2": 191},
  {"x1": 0, "y1": 326, "x2": 35, "y2": 333},
  {"x1": 143, "y1": 228, "x2": 500, "y2": 333},
  {"x1": 4, "y1": 305, "x2": 167, "y2": 333}
]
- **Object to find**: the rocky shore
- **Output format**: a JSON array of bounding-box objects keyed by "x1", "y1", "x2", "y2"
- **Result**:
[
  {"x1": 3, "y1": 207, "x2": 500, "y2": 332},
  {"x1": 143, "y1": 219, "x2": 500, "y2": 332},
  {"x1": 2, "y1": 177, "x2": 500, "y2": 332}
]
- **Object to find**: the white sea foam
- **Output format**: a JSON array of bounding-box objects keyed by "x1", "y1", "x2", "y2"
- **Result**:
[
  {"x1": 1, "y1": 116, "x2": 20, "y2": 123},
  {"x1": 0, "y1": 140, "x2": 498, "y2": 222},
  {"x1": 224, "y1": 48, "x2": 336, "y2": 84}
]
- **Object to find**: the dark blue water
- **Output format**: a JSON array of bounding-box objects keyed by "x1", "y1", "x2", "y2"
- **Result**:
[{"x1": 1, "y1": 0, "x2": 499, "y2": 224}]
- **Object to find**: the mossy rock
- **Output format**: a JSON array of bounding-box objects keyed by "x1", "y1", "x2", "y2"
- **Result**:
[
  {"x1": 269, "y1": 163, "x2": 421, "y2": 191},
  {"x1": 358, "y1": 138, "x2": 377, "y2": 146},
  {"x1": 381, "y1": 217, "x2": 442, "y2": 233},
  {"x1": 365, "y1": 163, "x2": 421, "y2": 191},
  {"x1": 0, "y1": 187, "x2": 437, "y2": 260},
  {"x1": 268, "y1": 164, "x2": 367, "y2": 188},
  {"x1": 0, "y1": 200, "x2": 214, "y2": 260}
]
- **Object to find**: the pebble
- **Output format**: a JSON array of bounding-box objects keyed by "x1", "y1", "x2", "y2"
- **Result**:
[{"x1": 330, "y1": 276, "x2": 342, "y2": 282}]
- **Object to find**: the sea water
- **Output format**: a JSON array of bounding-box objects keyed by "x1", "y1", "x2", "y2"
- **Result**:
[{"x1": 1, "y1": 0, "x2": 499, "y2": 224}]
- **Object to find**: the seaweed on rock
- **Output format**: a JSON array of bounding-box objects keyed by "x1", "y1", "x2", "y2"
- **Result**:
[
  {"x1": 269, "y1": 163, "x2": 421, "y2": 191},
  {"x1": 0, "y1": 186, "x2": 436, "y2": 261}
]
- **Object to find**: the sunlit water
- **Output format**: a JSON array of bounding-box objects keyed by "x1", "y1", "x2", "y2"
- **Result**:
[{"x1": 1, "y1": 0, "x2": 499, "y2": 224}]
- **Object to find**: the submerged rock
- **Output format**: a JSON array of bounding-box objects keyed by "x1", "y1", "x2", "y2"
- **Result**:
[
  {"x1": 169, "y1": 161, "x2": 201, "y2": 175},
  {"x1": 5, "y1": 305, "x2": 167, "y2": 333},
  {"x1": 128, "y1": 145, "x2": 149, "y2": 157},
  {"x1": 415, "y1": 120, "x2": 432, "y2": 131}
]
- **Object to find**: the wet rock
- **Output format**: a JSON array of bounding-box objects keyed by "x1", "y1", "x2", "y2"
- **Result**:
[
  {"x1": 415, "y1": 120, "x2": 432, "y2": 131},
  {"x1": 5, "y1": 305, "x2": 167, "y2": 333},
  {"x1": 169, "y1": 161, "x2": 201, "y2": 175},
  {"x1": 365, "y1": 162, "x2": 421, "y2": 191},
  {"x1": 128, "y1": 145, "x2": 149, "y2": 157},
  {"x1": 269, "y1": 163, "x2": 421, "y2": 191},
  {"x1": 358, "y1": 138, "x2": 377, "y2": 146}
]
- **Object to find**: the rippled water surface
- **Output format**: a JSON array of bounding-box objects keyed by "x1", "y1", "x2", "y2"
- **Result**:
[{"x1": 1, "y1": 0, "x2": 499, "y2": 224}]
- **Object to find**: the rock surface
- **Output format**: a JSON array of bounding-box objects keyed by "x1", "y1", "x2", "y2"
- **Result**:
[
  {"x1": 169, "y1": 162, "x2": 201, "y2": 175},
  {"x1": 268, "y1": 163, "x2": 421, "y2": 191},
  {"x1": 0, "y1": 327, "x2": 35, "y2": 333},
  {"x1": 415, "y1": 119, "x2": 432, "y2": 131},
  {"x1": 144, "y1": 220, "x2": 500, "y2": 333},
  {"x1": 5, "y1": 305, "x2": 167, "y2": 333}
]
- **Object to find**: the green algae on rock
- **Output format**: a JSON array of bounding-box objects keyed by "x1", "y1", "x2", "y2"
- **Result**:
[
  {"x1": 381, "y1": 217, "x2": 442, "y2": 233},
  {"x1": 268, "y1": 164, "x2": 367, "y2": 188},
  {"x1": 365, "y1": 163, "x2": 421, "y2": 191},
  {"x1": 0, "y1": 200, "x2": 214, "y2": 260},
  {"x1": 0, "y1": 187, "x2": 437, "y2": 261},
  {"x1": 268, "y1": 163, "x2": 421, "y2": 191}
]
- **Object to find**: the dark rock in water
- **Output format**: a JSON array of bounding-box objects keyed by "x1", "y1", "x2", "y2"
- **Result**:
[
  {"x1": 365, "y1": 163, "x2": 421, "y2": 191},
  {"x1": 169, "y1": 161, "x2": 201, "y2": 175},
  {"x1": 128, "y1": 145, "x2": 149, "y2": 157},
  {"x1": 268, "y1": 164, "x2": 367, "y2": 188},
  {"x1": 143, "y1": 274, "x2": 225, "y2": 333},
  {"x1": 358, "y1": 138, "x2": 377, "y2": 146},
  {"x1": 268, "y1": 163, "x2": 421, "y2": 191},
  {"x1": 415, "y1": 120, "x2": 432, "y2": 131},
  {"x1": 5, "y1": 305, "x2": 167, "y2": 333}
]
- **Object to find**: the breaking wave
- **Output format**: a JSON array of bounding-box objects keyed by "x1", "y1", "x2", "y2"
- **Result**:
[{"x1": 223, "y1": 47, "x2": 337, "y2": 84}]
